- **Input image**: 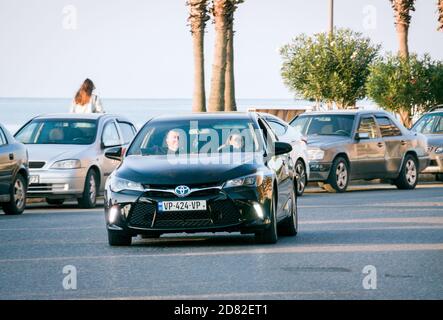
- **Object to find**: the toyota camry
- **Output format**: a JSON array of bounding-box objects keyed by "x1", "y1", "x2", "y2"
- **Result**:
[{"x1": 103, "y1": 113, "x2": 298, "y2": 246}]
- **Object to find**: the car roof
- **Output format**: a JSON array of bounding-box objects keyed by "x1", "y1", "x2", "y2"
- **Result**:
[
  {"x1": 32, "y1": 113, "x2": 132, "y2": 123},
  {"x1": 149, "y1": 112, "x2": 254, "y2": 122},
  {"x1": 295, "y1": 109, "x2": 390, "y2": 116}
]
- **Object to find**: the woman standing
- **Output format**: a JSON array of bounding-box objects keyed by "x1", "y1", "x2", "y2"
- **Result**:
[{"x1": 70, "y1": 79, "x2": 105, "y2": 113}]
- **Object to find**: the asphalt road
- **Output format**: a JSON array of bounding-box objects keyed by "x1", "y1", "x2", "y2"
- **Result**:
[{"x1": 0, "y1": 183, "x2": 442, "y2": 300}]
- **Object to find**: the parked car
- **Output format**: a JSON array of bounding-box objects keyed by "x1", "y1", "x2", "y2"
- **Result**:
[
  {"x1": 0, "y1": 123, "x2": 29, "y2": 215},
  {"x1": 289, "y1": 110, "x2": 429, "y2": 192},
  {"x1": 411, "y1": 107, "x2": 443, "y2": 181},
  {"x1": 258, "y1": 112, "x2": 309, "y2": 196},
  {"x1": 14, "y1": 114, "x2": 137, "y2": 208},
  {"x1": 103, "y1": 112, "x2": 297, "y2": 246}
]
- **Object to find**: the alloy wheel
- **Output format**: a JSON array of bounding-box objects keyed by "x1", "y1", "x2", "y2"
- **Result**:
[
  {"x1": 405, "y1": 159, "x2": 417, "y2": 186},
  {"x1": 336, "y1": 162, "x2": 348, "y2": 189},
  {"x1": 14, "y1": 179, "x2": 25, "y2": 210}
]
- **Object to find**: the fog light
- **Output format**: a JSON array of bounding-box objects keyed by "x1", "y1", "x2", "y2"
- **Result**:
[
  {"x1": 109, "y1": 205, "x2": 120, "y2": 224},
  {"x1": 253, "y1": 203, "x2": 264, "y2": 219}
]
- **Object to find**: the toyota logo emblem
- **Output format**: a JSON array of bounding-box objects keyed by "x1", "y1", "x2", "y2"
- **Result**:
[{"x1": 174, "y1": 185, "x2": 191, "y2": 197}]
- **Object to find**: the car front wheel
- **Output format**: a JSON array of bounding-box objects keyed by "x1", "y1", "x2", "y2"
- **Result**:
[
  {"x1": 255, "y1": 194, "x2": 278, "y2": 244},
  {"x1": 294, "y1": 159, "x2": 307, "y2": 196},
  {"x1": 278, "y1": 185, "x2": 298, "y2": 236},
  {"x1": 78, "y1": 169, "x2": 98, "y2": 209},
  {"x1": 3, "y1": 173, "x2": 27, "y2": 215},
  {"x1": 325, "y1": 157, "x2": 349, "y2": 193}
]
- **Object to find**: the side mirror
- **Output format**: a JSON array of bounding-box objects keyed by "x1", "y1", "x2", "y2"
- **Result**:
[
  {"x1": 105, "y1": 146, "x2": 123, "y2": 161},
  {"x1": 274, "y1": 141, "x2": 293, "y2": 156},
  {"x1": 355, "y1": 132, "x2": 370, "y2": 140}
]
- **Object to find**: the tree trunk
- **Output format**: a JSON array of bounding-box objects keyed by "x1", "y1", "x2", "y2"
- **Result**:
[
  {"x1": 438, "y1": 0, "x2": 443, "y2": 31},
  {"x1": 188, "y1": 0, "x2": 209, "y2": 112},
  {"x1": 192, "y1": 29, "x2": 206, "y2": 112},
  {"x1": 399, "y1": 109, "x2": 412, "y2": 128},
  {"x1": 396, "y1": 22, "x2": 409, "y2": 58},
  {"x1": 208, "y1": 0, "x2": 229, "y2": 112},
  {"x1": 390, "y1": 0, "x2": 415, "y2": 59},
  {"x1": 224, "y1": 25, "x2": 236, "y2": 111}
]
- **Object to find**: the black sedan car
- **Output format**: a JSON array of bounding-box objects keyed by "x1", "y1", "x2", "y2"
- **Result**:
[
  {"x1": 103, "y1": 113, "x2": 298, "y2": 246},
  {"x1": 0, "y1": 123, "x2": 29, "y2": 215}
]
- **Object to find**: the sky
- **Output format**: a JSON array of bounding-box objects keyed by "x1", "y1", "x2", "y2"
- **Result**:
[{"x1": 0, "y1": 0, "x2": 442, "y2": 99}]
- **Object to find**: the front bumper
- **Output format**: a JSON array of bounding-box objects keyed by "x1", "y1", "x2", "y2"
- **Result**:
[
  {"x1": 104, "y1": 183, "x2": 273, "y2": 236},
  {"x1": 27, "y1": 168, "x2": 88, "y2": 198},
  {"x1": 308, "y1": 162, "x2": 332, "y2": 182},
  {"x1": 421, "y1": 154, "x2": 443, "y2": 174}
]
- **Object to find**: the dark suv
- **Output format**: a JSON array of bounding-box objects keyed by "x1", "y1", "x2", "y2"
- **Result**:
[
  {"x1": 290, "y1": 110, "x2": 429, "y2": 192},
  {"x1": 0, "y1": 123, "x2": 29, "y2": 215}
]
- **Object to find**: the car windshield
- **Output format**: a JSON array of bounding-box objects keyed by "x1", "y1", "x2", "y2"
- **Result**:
[
  {"x1": 412, "y1": 113, "x2": 443, "y2": 134},
  {"x1": 127, "y1": 119, "x2": 262, "y2": 156},
  {"x1": 15, "y1": 119, "x2": 98, "y2": 145},
  {"x1": 290, "y1": 114, "x2": 355, "y2": 137}
]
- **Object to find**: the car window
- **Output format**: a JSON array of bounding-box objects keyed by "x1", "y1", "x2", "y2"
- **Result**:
[
  {"x1": 412, "y1": 114, "x2": 443, "y2": 134},
  {"x1": 0, "y1": 128, "x2": 7, "y2": 146},
  {"x1": 291, "y1": 115, "x2": 355, "y2": 137},
  {"x1": 15, "y1": 120, "x2": 97, "y2": 145},
  {"x1": 375, "y1": 116, "x2": 402, "y2": 137},
  {"x1": 102, "y1": 122, "x2": 121, "y2": 147},
  {"x1": 358, "y1": 117, "x2": 379, "y2": 139},
  {"x1": 290, "y1": 116, "x2": 310, "y2": 136},
  {"x1": 267, "y1": 120, "x2": 287, "y2": 136},
  {"x1": 118, "y1": 122, "x2": 136, "y2": 144}
]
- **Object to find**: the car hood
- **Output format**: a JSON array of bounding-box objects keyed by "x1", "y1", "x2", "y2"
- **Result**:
[
  {"x1": 26, "y1": 144, "x2": 91, "y2": 164},
  {"x1": 307, "y1": 135, "x2": 352, "y2": 148},
  {"x1": 425, "y1": 134, "x2": 443, "y2": 147},
  {"x1": 117, "y1": 153, "x2": 263, "y2": 185}
]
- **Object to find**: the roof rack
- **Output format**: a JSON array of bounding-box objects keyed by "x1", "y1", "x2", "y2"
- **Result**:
[{"x1": 428, "y1": 104, "x2": 443, "y2": 113}]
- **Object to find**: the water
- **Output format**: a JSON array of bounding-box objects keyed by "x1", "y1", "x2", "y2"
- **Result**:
[{"x1": 0, "y1": 98, "x2": 314, "y2": 134}]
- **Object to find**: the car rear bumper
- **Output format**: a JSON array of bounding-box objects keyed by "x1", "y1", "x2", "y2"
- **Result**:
[{"x1": 27, "y1": 168, "x2": 87, "y2": 198}]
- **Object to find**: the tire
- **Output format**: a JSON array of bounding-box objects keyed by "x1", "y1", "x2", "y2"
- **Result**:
[
  {"x1": 325, "y1": 156, "x2": 349, "y2": 193},
  {"x1": 395, "y1": 155, "x2": 418, "y2": 190},
  {"x1": 108, "y1": 231, "x2": 132, "y2": 246},
  {"x1": 3, "y1": 174, "x2": 27, "y2": 215},
  {"x1": 294, "y1": 159, "x2": 307, "y2": 196},
  {"x1": 436, "y1": 173, "x2": 443, "y2": 182},
  {"x1": 278, "y1": 185, "x2": 298, "y2": 237},
  {"x1": 78, "y1": 169, "x2": 98, "y2": 209},
  {"x1": 255, "y1": 194, "x2": 278, "y2": 244},
  {"x1": 46, "y1": 198, "x2": 65, "y2": 206}
]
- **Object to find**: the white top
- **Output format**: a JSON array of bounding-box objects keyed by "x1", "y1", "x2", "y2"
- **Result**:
[{"x1": 70, "y1": 94, "x2": 105, "y2": 114}]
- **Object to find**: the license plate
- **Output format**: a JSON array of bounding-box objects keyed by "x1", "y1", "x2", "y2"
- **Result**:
[
  {"x1": 158, "y1": 200, "x2": 207, "y2": 212},
  {"x1": 30, "y1": 175, "x2": 39, "y2": 184}
]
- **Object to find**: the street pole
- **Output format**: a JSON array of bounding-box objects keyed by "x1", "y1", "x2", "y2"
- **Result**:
[{"x1": 329, "y1": 0, "x2": 334, "y2": 35}]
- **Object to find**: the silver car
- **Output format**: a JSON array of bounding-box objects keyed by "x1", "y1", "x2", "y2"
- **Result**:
[
  {"x1": 14, "y1": 114, "x2": 137, "y2": 208},
  {"x1": 290, "y1": 110, "x2": 429, "y2": 192},
  {"x1": 258, "y1": 113, "x2": 310, "y2": 196},
  {"x1": 411, "y1": 108, "x2": 443, "y2": 181}
]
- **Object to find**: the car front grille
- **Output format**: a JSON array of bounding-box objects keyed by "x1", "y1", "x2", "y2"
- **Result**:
[
  {"x1": 28, "y1": 184, "x2": 53, "y2": 192},
  {"x1": 128, "y1": 199, "x2": 242, "y2": 229}
]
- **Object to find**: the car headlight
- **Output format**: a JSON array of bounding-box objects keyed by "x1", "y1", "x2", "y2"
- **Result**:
[
  {"x1": 307, "y1": 148, "x2": 325, "y2": 161},
  {"x1": 435, "y1": 147, "x2": 443, "y2": 154},
  {"x1": 224, "y1": 172, "x2": 264, "y2": 188},
  {"x1": 51, "y1": 159, "x2": 81, "y2": 169},
  {"x1": 109, "y1": 175, "x2": 144, "y2": 193}
]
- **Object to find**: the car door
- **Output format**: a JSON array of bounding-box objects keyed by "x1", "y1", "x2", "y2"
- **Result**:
[
  {"x1": 100, "y1": 120, "x2": 123, "y2": 183},
  {"x1": 258, "y1": 118, "x2": 292, "y2": 220},
  {"x1": 353, "y1": 115, "x2": 386, "y2": 178},
  {"x1": 375, "y1": 115, "x2": 404, "y2": 174},
  {"x1": 0, "y1": 127, "x2": 14, "y2": 197}
]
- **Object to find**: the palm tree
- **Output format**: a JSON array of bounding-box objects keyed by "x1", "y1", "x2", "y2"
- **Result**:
[
  {"x1": 224, "y1": 1, "x2": 243, "y2": 112},
  {"x1": 390, "y1": 0, "x2": 415, "y2": 58},
  {"x1": 438, "y1": 0, "x2": 443, "y2": 31},
  {"x1": 208, "y1": 0, "x2": 230, "y2": 112},
  {"x1": 188, "y1": 0, "x2": 210, "y2": 112}
]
